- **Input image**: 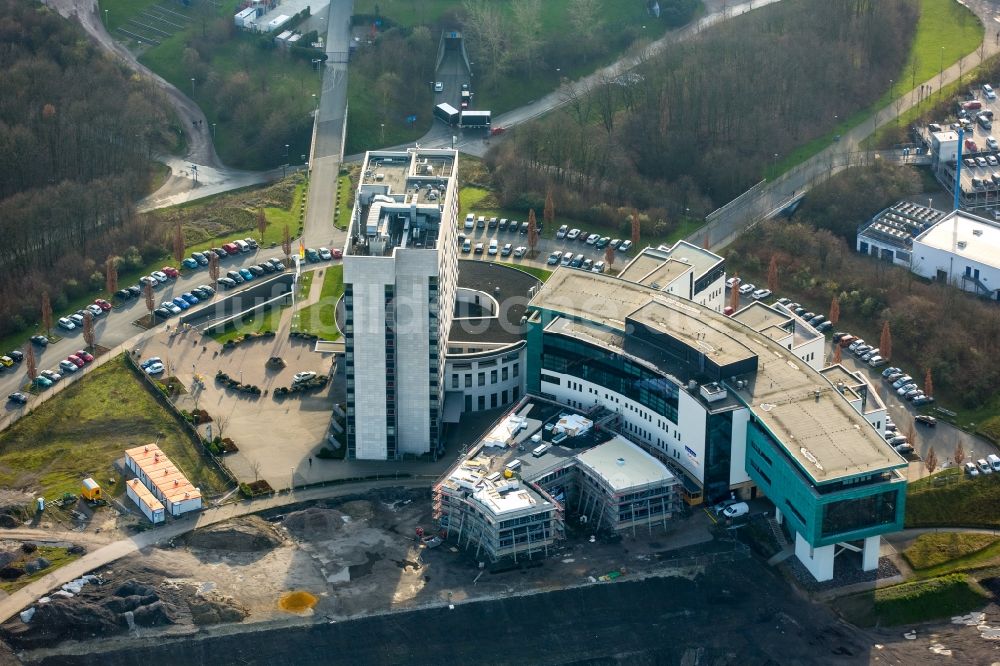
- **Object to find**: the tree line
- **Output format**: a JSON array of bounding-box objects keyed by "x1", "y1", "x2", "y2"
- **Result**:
[
  {"x1": 486, "y1": 0, "x2": 917, "y2": 227},
  {"x1": 0, "y1": 0, "x2": 172, "y2": 338}
]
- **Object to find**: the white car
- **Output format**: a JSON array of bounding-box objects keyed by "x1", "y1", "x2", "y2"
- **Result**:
[
  {"x1": 293, "y1": 371, "x2": 317, "y2": 384},
  {"x1": 738, "y1": 282, "x2": 756, "y2": 295},
  {"x1": 722, "y1": 502, "x2": 749, "y2": 519},
  {"x1": 151, "y1": 271, "x2": 169, "y2": 283},
  {"x1": 464, "y1": 213, "x2": 475, "y2": 230},
  {"x1": 592, "y1": 260, "x2": 606, "y2": 273},
  {"x1": 318, "y1": 247, "x2": 332, "y2": 261},
  {"x1": 488, "y1": 240, "x2": 498, "y2": 255},
  {"x1": 513, "y1": 246, "x2": 527, "y2": 258},
  {"x1": 618, "y1": 240, "x2": 633, "y2": 252},
  {"x1": 561, "y1": 252, "x2": 573, "y2": 266},
  {"x1": 586, "y1": 233, "x2": 600, "y2": 245},
  {"x1": 556, "y1": 225, "x2": 568, "y2": 239},
  {"x1": 726, "y1": 277, "x2": 739, "y2": 289},
  {"x1": 59, "y1": 359, "x2": 79, "y2": 373},
  {"x1": 566, "y1": 228, "x2": 581, "y2": 240},
  {"x1": 87, "y1": 304, "x2": 104, "y2": 317},
  {"x1": 984, "y1": 83, "x2": 996, "y2": 100},
  {"x1": 434, "y1": 81, "x2": 444, "y2": 92},
  {"x1": 751, "y1": 288, "x2": 772, "y2": 300},
  {"x1": 57, "y1": 317, "x2": 76, "y2": 331},
  {"x1": 161, "y1": 302, "x2": 182, "y2": 315},
  {"x1": 144, "y1": 362, "x2": 164, "y2": 375},
  {"x1": 988, "y1": 136, "x2": 999, "y2": 151}
]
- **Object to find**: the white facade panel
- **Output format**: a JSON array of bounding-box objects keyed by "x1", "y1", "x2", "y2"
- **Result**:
[
  {"x1": 728, "y1": 408, "x2": 751, "y2": 486},
  {"x1": 676, "y1": 389, "x2": 708, "y2": 483}
]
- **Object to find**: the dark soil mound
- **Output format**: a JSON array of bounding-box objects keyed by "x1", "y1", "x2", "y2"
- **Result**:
[{"x1": 182, "y1": 516, "x2": 283, "y2": 552}]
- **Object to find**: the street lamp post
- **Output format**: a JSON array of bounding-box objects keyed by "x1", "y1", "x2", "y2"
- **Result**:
[
  {"x1": 211, "y1": 123, "x2": 216, "y2": 140},
  {"x1": 104, "y1": 9, "x2": 109, "y2": 25},
  {"x1": 190, "y1": 78, "x2": 195, "y2": 97},
  {"x1": 380, "y1": 123, "x2": 385, "y2": 144}
]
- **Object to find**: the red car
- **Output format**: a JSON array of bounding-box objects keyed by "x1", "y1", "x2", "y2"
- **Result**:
[
  {"x1": 331, "y1": 248, "x2": 343, "y2": 259},
  {"x1": 66, "y1": 355, "x2": 85, "y2": 368},
  {"x1": 94, "y1": 298, "x2": 112, "y2": 312},
  {"x1": 75, "y1": 350, "x2": 94, "y2": 363},
  {"x1": 162, "y1": 266, "x2": 179, "y2": 278}
]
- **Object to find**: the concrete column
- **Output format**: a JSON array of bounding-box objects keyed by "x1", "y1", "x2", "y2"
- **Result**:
[
  {"x1": 862, "y1": 535, "x2": 880, "y2": 571},
  {"x1": 774, "y1": 507, "x2": 783, "y2": 525},
  {"x1": 794, "y1": 532, "x2": 835, "y2": 582}
]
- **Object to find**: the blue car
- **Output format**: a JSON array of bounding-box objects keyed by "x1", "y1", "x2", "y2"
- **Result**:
[
  {"x1": 181, "y1": 292, "x2": 199, "y2": 305},
  {"x1": 239, "y1": 268, "x2": 254, "y2": 281},
  {"x1": 182, "y1": 258, "x2": 199, "y2": 270},
  {"x1": 172, "y1": 297, "x2": 190, "y2": 310}
]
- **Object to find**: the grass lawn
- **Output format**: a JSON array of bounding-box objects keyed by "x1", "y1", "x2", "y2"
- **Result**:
[
  {"x1": 834, "y1": 573, "x2": 990, "y2": 627},
  {"x1": 297, "y1": 269, "x2": 315, "y2": 299},
  {"x1": 334, "y1": 172, "x2": 356, "y2": 230},
  {"x1": 0, "y1": 355, "x2": 229, "y2": 499},
  {"x1": 210, "y1": 305, "x2": 286, "y2": 343},
  {"x1": 497, "y1": 262, "x2": 552, "y2": 283},
  {"x1": 767, "y1": 0, "x2": 983, "y2": 178},
  {"x1": 906, "y1": 469, "x2": 1000, "y2": 529},
  {"x1": 186, "y1": 182, "x2": 304, "y2": 256},
  {"x1": 294, "y1": 265, "x2": 344, "y2": 339},
  {"x1": 0, "y1": 546, "x2": 82, "y2": 594},
  {"x1": 903, "y1": 532, "x2": 1000, "y2": 573}
]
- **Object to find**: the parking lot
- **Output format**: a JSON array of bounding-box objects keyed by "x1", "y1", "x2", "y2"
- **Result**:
[{"x1": 456, "y1": 213, "x2": 634, "y2": 272}]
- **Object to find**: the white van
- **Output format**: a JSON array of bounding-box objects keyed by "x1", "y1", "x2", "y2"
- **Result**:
[
  {"x1": 234, "y1": 239, "x2": 250, "y2": 253},
  {"x1": 988, "y1": 454, "x2": 1000, "y2": 472}
]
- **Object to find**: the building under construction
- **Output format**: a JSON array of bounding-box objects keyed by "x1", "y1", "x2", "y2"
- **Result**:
[{"x1": 432, "y1": 400, "x2": 680, "y2": 563}]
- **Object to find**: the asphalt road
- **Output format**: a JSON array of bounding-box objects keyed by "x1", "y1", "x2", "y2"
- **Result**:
[{"x1": 433, "y1": 46, "x2": 471, "y2": 114}]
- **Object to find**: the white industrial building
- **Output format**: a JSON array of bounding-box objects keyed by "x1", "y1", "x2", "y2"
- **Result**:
[
  {"x1": 124, "y1": 444, "x2": 203, "y2": 517},
  {"x1": 343, "y1": 149, "x2": 460, "y2": 460},
  {"x1": 856, "y1": 201, "x2": 945, "y2": 267},
  {"x1": 126, "y1": 478, "x2": 165, "y2": 524},
  {"x1": 911, "y1": 209, "x2": 1000, "y2": 300}
]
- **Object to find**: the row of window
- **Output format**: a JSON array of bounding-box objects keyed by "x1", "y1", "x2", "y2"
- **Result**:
[{"x1": 451, "y1": 362, "x2": 519, "y2": 389}]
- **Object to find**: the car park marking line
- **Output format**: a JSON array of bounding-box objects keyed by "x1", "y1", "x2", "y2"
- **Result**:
[{"x1": 704, "y1": 508, "x2": 718, "y2": 524}]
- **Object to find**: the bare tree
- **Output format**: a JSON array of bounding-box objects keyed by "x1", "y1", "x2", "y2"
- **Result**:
[
  {"x1": 604, "y1": 245, "x2": 615, "y2": 268},
  {"x1": 256, "y1": 207, "x2": 267, "y2": 243},
  {"x1": 144, "y1": 281, "x2": 155, "y2": 319},
  {"x1": 925, "y1": 446, "x2": 938, "y2": 475},
  {"x1": 510, "y1": 0, "x2": 543, "y2": 78},
  {"x1": 173, "y1": 220, "x2": 185, "y2": 265},
  {"x1": 832, "y1": 345, "x2": 842, "y2": 364},
  {"x1": 767, "y1": 255, "x2": 779, "y2": 293},
  {"x1": 568, "y1": 0, "x2": 603, "y2": 45},
  {"x1": 630, "y1": 209, "x2": 641, "y2": 249},
  {"x1": 248, "y1": 457, "x2": 262, "y2": 481},
  {"x1": 905, "y1": 422, "x2": 917, "y2": 451},
  {"x1": 25, "y1": 344, "x2": 38, "y2": 381},
  {"x1": 954, "y1": 440, "x2": 966, "y2": 467},
  {"x1": 208, "y1": 252, "x2": 220, "y2": 283},
  {"x1": 82, "y1": 311, "x2": 95, "y2": 349},
  {"x1": 829, "y1": 295, "x2": 840, "y2": 325},
  {"x1": 543, "y1": 187, "x2": 555, "y2": 229},
  {"x1": 879, "y1": 321, "x2": 892, "y2": 361},
  {"x1": 216, "y1": 414, "x2": 230, "y2": 441},
  {"x1": 924, "y1": 367, "x2": 933, "y2": 397},
  {"x1": 527, "y1": 209, "x2": 539, "y2": 257},
  {"x1": 40, "y1": 292, "x2": 53, "y2": 338},
  {"x1": 105, "y1": 256, "x2": 118, "y2": 295},
  {"x1": 282, "y1": 224, "x2": 292, "y2": 263},
  {"x1": 728, "y1": 276, "x2": 740, "y2": 312}
]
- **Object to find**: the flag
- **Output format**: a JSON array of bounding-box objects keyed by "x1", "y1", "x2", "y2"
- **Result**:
[{"x1": 299, "y1": 241, "x2": 305, "y2": 258}]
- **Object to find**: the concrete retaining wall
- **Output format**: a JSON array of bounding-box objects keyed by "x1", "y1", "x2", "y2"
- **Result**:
[{"x1": 181, "y1": 274, "x2": 294, "y2": 329}]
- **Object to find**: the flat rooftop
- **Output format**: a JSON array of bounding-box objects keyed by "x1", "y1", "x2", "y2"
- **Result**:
[
  {"x1": 629, "y1": 300, "x2": 757, "y2": 368},
  {"x1": 575, "y1": 436, "x2": 676, "y2": 493},
  {"x1": 529, "y1": 270, "x2": 906, "y2": 484},
  {"x1": 618, "y1": 242, "x2": 722, "y2": 287},
  {"x1": 449, "y1": 261, "x2": 539, "y2": 346},
  {"x1": 731, "y1": 302, "x2": 792, "y2": 332},
  {"x1": 125, "y1": 443, "x2": 202, "y2": 505},
  {"x1": 859, "y1": 201, "x2": 943, "y2": 250},
  {"x1": 914, "y1": 209, "x2": 1000, "y2": 268},
  {"x1": 656, "y1": 240, "x2": 723, "y2": 279}
]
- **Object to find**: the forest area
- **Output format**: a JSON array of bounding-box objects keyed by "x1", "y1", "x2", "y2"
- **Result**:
[
  {"x1": 0, "y1": 0, "x2": 172, "y2": 338},
  {"x1": 727, "y1": 163, "x2": 1000, "y2": 410},
  {"x1": 486, "y1": 0, "x2": 919, "y2": 238}
]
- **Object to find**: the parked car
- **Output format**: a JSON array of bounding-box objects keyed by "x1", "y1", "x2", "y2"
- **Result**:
[
  {"x1": 66, "y1": 355, "x2": 85, "y2": 368},
  {"x1": 474, "y1": 242, "x2": 484, "y2": 255},
  {"x1": 832, "y1": 331, "x2": 850, "y2": 342},
  {"x1": 751, "y1": 288, "x2": 772, "y2": 300},
  {"x1": 911, "y1": 395, "x2": 936, "y2": 406},
  {"x1": 881, "y1": 366, "x2": 901, "y2": 378},
  {"x1": 34, "y1": 376, "x2": 52, "y2": 389},
  {"x1": 192, "y1": 251, "x2": 209, "y2": 266},
  {"x1": 868, "y1": 355, "x2": 886, "y2": 368},
  {"x1": 151, "y1": 271, "x2": 169, "y2": 283},
  {"x1": 896, "y1": 383, "x2": 917, "y2": 396},
  {"x1": 161, "y1": 266, "x2": 179, "y2": 278},
  {"x1": 40, "y1": 369, "x2": 61, "y2": 383},
  {"x1": 144, "y1": 362, "x2": 164, "y2": 375},
  {"x1": 87, "y1": 304, "x2": 104, "y2": 318},
  {"x1": 305, "y1": 248, "x2": 320, "y2": 262},
  {"x1": 618, "y1": 240, "x2": 633, "y2": 252},
  {"x1": 293, "y1": 371, "x2": 317, "y2": 384},
  {"x1": 566, "y1": 228, "x2": 581, "y2": 240},
  {"x1": 30, "y1": 335, "x2": 49, "y2": 347},
  {"x1": 557, "y1": 225, "x2": 569, "y2": 238},
  {"x1": 160, "y1": 302, "x2": 182, "y2": 315},
  {"x1": 8, "y1": 351, "x2": 23, "y2": 363},
  {"x1": 115, "y1": 289, "x2": 132, "y2": 300},
  {"x1": 260, "y1": 262, "x2": 275, "y2": 273},
  {"x1": 94, "y1": 298, "x2": 112, "y2": 312},
  {"x1": 848, "y1": 339, "x2": 866, "y2": 353},
  {"x1": 592, "y1": 260, "x2": 606, "y2": 273},
  {"x1": 182, "y1": 257, "x2": 199, "y2": 270},
  {"x1": 595, "y1": 236, "x2": 611, "y2": 249},
  {"x1": 894, "y1": 443, "x2": 914, "y2": 455},
  {"x1": 0, "y1": 356, "x2": 11, "y2": 368},
  {"x1": 59, "y1": 359, "x2": 78, "y2": 373},
  {"x1": 217, "y1": 277, "x2": 237, "y2": 289},
  {"x1": 547, "y1": 251, "x2": 561, "y2": 265},
  {"x1": 582, "y1": 258, "x2": 593, "y2": 271},
  {"x1": 171, "y1": 297, "x2": 190, "y2": 311},
  {"x1": 238, "y1": 268, "x2": 254, "y2": 281},
  {"x1": 74, "y1": 350, "x2": 93, "y2": 363},
  {"x1": 838, "y1": 335, "x2": 856, "y2": 347},
  {"x1": 57, "y1": 317, "x2": 76, "y2": 331},
  {"x1": 331, "y1": 248, "x2": 343, "y2": 259},
  {"x1": 892, "y1": 375, "x2": 913, "y2": 389},
  {"x1": 181, "y1": 292, "x2": 199, "y2": 305},
  {"x1": 816, "y1": 321, "x2": 833, "y2": 333},
  {"x1": 127, "y1": 285, "x2": 142, "y2": 298},
  {"x1": 7, "y1": 392, "x2": 28, "y2": 405},
  {"x1": 976, "y1": 459, "x2": 993, "y2": 475},
  {"x1": 914, "y1": 415, "x2": 937, "y2": 427},
  {"x1": 248, "y1": 265, "x2": 265, "y2": 277},
  {"x1": 513, "y1": 246, "x2": 527, "y2": 258},
  {"x1": 738, "y1": 283, "x2": 756, "y2": 295},
  {"x1": 500, "y1": 243, "x2": 513, "y2": 257},
  {"x1": 726, "y1": 277, "x2": 740, "y2": 289},
  {"x1": 722, "y1": 502, "x2": 749, "y2": 519},
  {"x1": 318, "y1": 247, "x2": 332, "y2": 260},
  {"x1": 965, "y1": 461, "x2": 981, "y2": 477}
]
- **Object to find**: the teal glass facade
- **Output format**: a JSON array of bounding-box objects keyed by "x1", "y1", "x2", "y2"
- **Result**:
[{"x1": 745, "y1": 420, "x2": 906, "y2": 548}]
